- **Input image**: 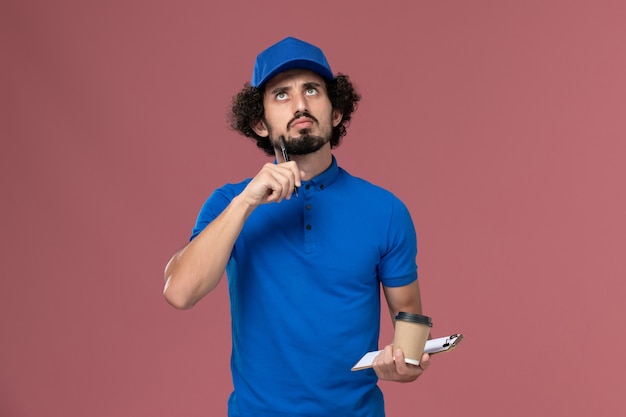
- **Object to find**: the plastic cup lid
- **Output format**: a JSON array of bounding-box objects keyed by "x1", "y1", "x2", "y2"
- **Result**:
[{"x1": 395, "y1": 312, "x2": 433, "y2": 326}]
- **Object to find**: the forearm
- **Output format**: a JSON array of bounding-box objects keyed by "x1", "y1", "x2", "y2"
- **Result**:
[
  {"x1": 163, "y1": 195, "x2": 254, "y2": 309},
  {"x1": 373, "y1": 280, "x2": 430, "y2": 382}
]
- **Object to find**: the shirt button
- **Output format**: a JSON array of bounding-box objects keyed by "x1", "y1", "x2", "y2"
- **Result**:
[
  {"x1": 306, "y1": 204, "x2": 311, "y2": 210},
  {"x1": 320, "y1": 184, "x2": 324, "y2": 190},
  {"x1": 305, "y1": 184, "x2": 311, "y2": 190},
  {"x1": 306, "y1": 224, "x2": 312, "y2": 230}
]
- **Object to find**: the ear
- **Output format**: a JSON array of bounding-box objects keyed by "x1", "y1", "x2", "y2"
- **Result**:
[
  {"x1": 251, "y1": 119, "x2": 269, "y2": 137},
  {"x1": 332, "y1": 109, "x2": 343, "y2": 127}
]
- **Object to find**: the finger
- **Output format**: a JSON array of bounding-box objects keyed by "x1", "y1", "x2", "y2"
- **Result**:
[
  {"x1": 393, "y1": 348, "x2": 410, "y2": 373},
  {"x1": 278, "y1": 161, "x2": 302, "y2": 190},
  {"x1": 372, "y1": 346, "x2": 395, "y2": 380},
  {"x1": 373, "y1": 346, "x2": 393, "y2": 369},
  {"x1": 297, "y1": 170, "x2": 305, "y2": 188},
  {"x1": 418, "y1": 352, "x2": 431, "y2": 371},
  {"x1": 270, "y1": 167, "x2": 296, "y2": 200},
  {"x1": 250, "y1": 175, "x2": 287, "y2": 204},
  {"x1": 258, "y1": 165, "x2": 292, "y2": 202}
]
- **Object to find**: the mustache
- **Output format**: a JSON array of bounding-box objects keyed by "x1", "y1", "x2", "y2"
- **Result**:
[{"x1": 287, "y1": 111, "x2": 318, "y2": 129}]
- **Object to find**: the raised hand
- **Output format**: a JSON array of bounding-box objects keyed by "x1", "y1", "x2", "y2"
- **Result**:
[{"x1": 240, "y1": 162, "x2": 302, "y2": 206}]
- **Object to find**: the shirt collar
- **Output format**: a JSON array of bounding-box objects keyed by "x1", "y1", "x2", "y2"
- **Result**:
[{"x1": 302, "y1": 155, "x2": 339, "y2": 190}]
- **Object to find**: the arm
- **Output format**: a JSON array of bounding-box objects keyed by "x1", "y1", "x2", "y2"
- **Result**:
[
  {"x1": 373, "y1": 280, "x2": 431, "y2": 382},
  {"x1": 163, "y1": 162, "x2": 301, "y2": 309},
  {"x1": 163, "y1": 194, "x2": 254, "y2": 309},
  {"x1": 382, "y1": 278, "x2": 423, "y2": 321}
]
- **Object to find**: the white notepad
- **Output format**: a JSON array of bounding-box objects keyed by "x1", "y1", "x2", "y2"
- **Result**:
[{"x1": 351, "y1": 334, "x2": 463, "y2": 371}]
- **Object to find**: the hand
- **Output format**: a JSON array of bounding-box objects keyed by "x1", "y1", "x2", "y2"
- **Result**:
[
  {"x1": 372, "y1": 345, "x2": 430, "y2": 383},
  {"x1": 241, "y1": 162, "x2": 302, "y2": 206}
]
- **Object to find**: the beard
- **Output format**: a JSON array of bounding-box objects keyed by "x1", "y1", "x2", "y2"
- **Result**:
[
  {"x1": 267, "y1": 110, "x2": 333, "y2": 155},
  {"x1": 284, "y1": 130, "x2": 330, "y2": 155}
]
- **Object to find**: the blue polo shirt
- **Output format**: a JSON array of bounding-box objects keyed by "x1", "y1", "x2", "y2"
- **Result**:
[{"x1": 191, "y1": 157, "x2": 418, "y2": 417}]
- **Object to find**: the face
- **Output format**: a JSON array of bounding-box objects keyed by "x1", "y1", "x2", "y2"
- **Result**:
[{"x1": 253, "y1": 69, "x2": 342, "y2": 155}]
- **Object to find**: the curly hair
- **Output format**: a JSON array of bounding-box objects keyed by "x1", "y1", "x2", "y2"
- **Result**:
[{"x1": 228, "y1": 74, "x2": 361, "y2": 156}]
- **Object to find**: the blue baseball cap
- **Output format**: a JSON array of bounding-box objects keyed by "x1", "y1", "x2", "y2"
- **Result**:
[{"x1": 251, "y1": 37, "x2": 334, "y2": 88}]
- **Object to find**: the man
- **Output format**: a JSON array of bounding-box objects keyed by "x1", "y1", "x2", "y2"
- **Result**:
[{"x1": 164, "y1": 36, "x2": 430, "y2": 417}]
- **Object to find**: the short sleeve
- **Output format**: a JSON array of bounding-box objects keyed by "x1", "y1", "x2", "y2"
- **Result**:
[
  {"x1": 190, "y1": 182, "x2": 247, "y2": 241},
  {"x1": 377, "y1": 197, "x2": 418, "y2": 288}
]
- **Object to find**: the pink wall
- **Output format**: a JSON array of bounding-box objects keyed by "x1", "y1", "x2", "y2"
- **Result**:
[{"x1": 2, "y1": 1, "x2": 625, "y2": 416}]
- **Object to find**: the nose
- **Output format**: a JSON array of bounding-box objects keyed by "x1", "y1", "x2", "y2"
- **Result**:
[{"x1": 292, "y1": 92, "x2": 308, "y2": 114}]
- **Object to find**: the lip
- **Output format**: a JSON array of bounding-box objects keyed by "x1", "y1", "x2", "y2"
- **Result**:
[{"x1": 290, "y1": 117, "x2": 314, "y2": 129}]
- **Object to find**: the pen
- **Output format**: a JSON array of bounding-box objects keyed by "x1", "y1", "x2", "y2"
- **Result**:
[{"x1": 279, "y1": 136, "x2": 299, "y2": 197}]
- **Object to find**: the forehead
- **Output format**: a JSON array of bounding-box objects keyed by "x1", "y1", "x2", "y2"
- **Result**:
[{"x1": 263, "y1": 69, "x2": 327, "y2": 91}]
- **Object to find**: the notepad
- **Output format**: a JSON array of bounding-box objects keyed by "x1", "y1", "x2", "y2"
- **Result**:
[{"x1": 351, "y1": 333, "x2": 463, "y2": 371}]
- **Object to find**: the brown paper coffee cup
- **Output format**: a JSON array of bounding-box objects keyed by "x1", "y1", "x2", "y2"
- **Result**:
[{"x1": 392, "y1": 312, "x2": 433, "y2": 366}]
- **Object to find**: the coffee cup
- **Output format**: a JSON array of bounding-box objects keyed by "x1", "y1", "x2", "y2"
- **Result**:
[{"x1": 392, "y1": 312, "x2": 433, "y2": 366}]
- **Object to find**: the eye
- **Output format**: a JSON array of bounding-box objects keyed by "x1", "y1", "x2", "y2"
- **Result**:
[
  {"x1": 276, "y1": 92, "x2": 288, "y2": 101},
  {"x1": 305, "y1": 88, "x2": 318, "y2": 96}
]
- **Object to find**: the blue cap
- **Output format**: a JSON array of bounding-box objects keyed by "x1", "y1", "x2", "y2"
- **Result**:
[{"x1": 251, "y1": 37, "x2": 334, "y2": 88}]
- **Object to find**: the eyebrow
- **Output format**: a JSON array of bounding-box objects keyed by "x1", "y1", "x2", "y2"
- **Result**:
[
  {"x1": 269, "y1": 81, "x2": 323, "y2": 95},
  {"x1": 302, "y1": 81, "x2": 322, "y2": 90}
]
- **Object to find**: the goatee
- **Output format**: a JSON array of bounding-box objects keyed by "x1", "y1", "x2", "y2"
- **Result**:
[{"x1": 286, "y1": 131, "x2": 330, "y2": 155}]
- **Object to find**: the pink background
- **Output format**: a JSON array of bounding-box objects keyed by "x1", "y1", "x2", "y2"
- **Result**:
[{"x1": 2, "y1": 1, "x2": 625, "y2": 416}]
